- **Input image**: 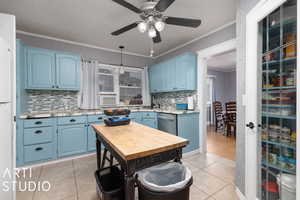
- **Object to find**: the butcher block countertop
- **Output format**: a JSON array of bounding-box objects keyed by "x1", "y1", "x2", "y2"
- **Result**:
[{"x1": 92, "y1": 122, "x2": 189, "y2": 161}]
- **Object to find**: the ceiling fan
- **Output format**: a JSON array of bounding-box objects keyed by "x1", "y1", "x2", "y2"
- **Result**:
[{"x1": 111, "y1": 0, "x2": 202, "y2": 43}]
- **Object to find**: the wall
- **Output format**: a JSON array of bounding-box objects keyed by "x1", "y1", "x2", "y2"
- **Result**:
[
  {"x1": 236, "y1": 0, "x2": 260, "y2": 195},
  {"x1": 207, "y1": 69, "x2": 236, "y2": 105},
  {"x1": 16, "y1": 33, "x2": 154, "y2": 67},
  {"x1": 155, "y1": 23, "x2": 236, "y2": 63}
]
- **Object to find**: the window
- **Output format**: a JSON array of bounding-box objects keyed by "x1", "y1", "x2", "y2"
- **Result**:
[
  {"x1": 96, "y1": 65, "x2": 144, "y2": 106},
  {"x1": 119, "y1": 70, "x2": 143, "y2": 105},
  {"x1": 96, "y1": 67, "x2": 117, "y2": 93}
]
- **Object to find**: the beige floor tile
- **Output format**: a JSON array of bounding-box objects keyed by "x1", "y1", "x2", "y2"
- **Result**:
[
  {"x1": 192, "y1": 170, "x2": 227, "y2": 195},
  {"x1": 204, "y1": 162, "x2": 235, "y2": 184},
  {"x1": 212, "y1": 184, "x2": 239, "y2": 200},
  {"x1": 77, "y1": 188, "x2": 98, "y2": 200},
  {"x1": 16, "y1": 190, "x2": 34, "y2": 200},
  {"x1": 39, "y1": 160, "x2": 74, "y2": 182},
  {"x1": 34, "y1": 175, "x2": 77, "y2": 200},
  {"x1": 184, "y1": 154, "x2": 217, "y2": 169},
  {"x1": 189, "y1": 185, "x2": 209, "y2": 200}
]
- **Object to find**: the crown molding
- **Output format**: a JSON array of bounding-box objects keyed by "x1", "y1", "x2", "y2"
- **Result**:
[
  {"x1": 17, "y1": 20, "x2": 236, "y2": 60},
  {"x1": 16, "y1": 30, "x2": 153, "y2": 58},
  {"x1": 154, "y1": 20, "x2": 236, "y2": 59}
]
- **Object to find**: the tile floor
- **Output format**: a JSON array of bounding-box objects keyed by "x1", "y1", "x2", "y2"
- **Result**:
[{"x1": 16, "y1": 152, "x2": 238, "y2": 200}]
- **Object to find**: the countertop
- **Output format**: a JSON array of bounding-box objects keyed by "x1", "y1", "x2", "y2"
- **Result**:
[
  {"x1": 92, "y1": 122, "x2": 188, "y2": 160},
  {"x1": 19, "y1": 109, "x2": 199, "y2": 119}
]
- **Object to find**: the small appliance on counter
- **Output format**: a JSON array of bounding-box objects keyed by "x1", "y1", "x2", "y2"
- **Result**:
[
  {"x1": 187, "y1": 96, "x2": 194, "y2": 110},
  {"x1": 104, "y1": 109, "x2": 131, "y2": 126}
]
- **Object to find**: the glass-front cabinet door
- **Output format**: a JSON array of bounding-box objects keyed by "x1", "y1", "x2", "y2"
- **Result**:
[{"x1": 259, "y1": 0, "x2": 297, "y2": 199}]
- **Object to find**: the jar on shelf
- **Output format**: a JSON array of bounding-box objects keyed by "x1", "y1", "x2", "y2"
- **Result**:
[
  {"x1": 269, "y1": 125, "x2": 281, "y2": 142},
  {"x1": 280, "y1": 127, "x2": 291, "y2": 144},
  {"x1": 290, "y1": 131, "x2": 296, "y2": 145},
  {"x1": 268, "y1": 153, "x2": 278, "y2": 165}
]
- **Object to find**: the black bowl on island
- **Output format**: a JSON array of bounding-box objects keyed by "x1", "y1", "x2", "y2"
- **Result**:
[{"x1": 104, "y1": 109, "x2": 131, "y2": 116}]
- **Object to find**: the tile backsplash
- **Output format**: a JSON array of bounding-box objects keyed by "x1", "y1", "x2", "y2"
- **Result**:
[
  {"x1": 26, "y1": 90, "x2": 79, "y2": 113},
  {"x1": 152, "y1": 91, "x2": 198, "y2": 110}
]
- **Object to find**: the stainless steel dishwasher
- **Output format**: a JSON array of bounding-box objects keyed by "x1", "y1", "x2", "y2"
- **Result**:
[{"x1": 157, "y1": 113, "x2": 177, "y2": 135}]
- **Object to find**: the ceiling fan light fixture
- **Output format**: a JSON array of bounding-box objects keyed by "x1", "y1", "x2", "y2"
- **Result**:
[
  {"x1": 137, "y1": 21, "x2": 147, "y2": 33},
  {"x1": 148, "y1": 26, "x2": 157, "y2": 38},
  {"x1": 154, "y1": 20, "x2": 165, "y2": 32}
]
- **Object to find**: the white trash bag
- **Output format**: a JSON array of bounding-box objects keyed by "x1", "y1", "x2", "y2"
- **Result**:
[{"x1": 137, "y1": 162, "x2": 192, "y2": 192}]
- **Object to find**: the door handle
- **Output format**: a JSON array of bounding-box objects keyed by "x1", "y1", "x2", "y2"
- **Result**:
[{"x1": 246, "y1": 122, "x2": 255, "y2": 129}]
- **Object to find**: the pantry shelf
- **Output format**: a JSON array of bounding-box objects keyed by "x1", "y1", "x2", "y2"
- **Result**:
[
  {"x1": 262, "y1": 114, "x2": 296, "y2": 120},
  {"x1": 262, "y1": 140, "x2": 296, "y2": 149},
  {"x1": 262, "y1": 161, "x2": 296, "y2": 175},
  {"x1": 262, "y1": 86, "x2": 296, "y2": 91}
]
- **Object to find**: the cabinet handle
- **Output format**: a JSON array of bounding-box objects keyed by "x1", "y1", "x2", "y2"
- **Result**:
[
  {"x1": 35, "y1": 147, "x2": 43, "y2": 151},
  {"x1": 35, "y1": 121, "x2": 42, "y2": 125},
  {"x1": 70, "y1": 119, "x2": 76, "y2": 122},
  {"x1": 34, "y1": 130, "x2": 43, "y2": 134},
  {"x1": 98, "y1": 117, "x2": 103, "y2": 120}
]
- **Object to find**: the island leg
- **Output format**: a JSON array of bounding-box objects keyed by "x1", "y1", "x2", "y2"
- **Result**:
[
  {"x1": 96, "y1": 139, "x2": 102, "y2": 170},
  {"x1": 124, "y1": 174, "x2": 135, "y2": 200}
]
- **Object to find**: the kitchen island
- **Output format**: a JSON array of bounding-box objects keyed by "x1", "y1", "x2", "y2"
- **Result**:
[{"x1": 92, "y1": 122, "x2": 188, "y2": 200}]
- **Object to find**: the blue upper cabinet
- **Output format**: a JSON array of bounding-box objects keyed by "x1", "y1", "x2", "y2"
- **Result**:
[
  {"x1": 27, "y1": 47, "x2": 55, "y2": 89},
  {"x1": 176, "y1": 53, "x2": 197, "y2": 91},
  {"x1": 25, "y1": 46, "x2": 81, "y2": 91},
  {"x1": 149, "y1": 53, "x2": 197, "y2": 93},
  {"x1": 56, "y1": 54, "x2": 80, "y2": 90}
]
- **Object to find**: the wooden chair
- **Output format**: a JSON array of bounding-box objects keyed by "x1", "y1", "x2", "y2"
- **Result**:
[
  {"x1": 225, "y1": 101, "x2": 237, "y2": 137},
  {"x1": 213, "y1": 101, "x2": 224, "y2": 132}
]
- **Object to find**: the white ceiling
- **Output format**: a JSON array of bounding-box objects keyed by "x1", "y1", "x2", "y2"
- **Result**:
[
  {"x1": 0, "y1": 0, "x2": 237, "y2": 57},
  {"x1": 207, "y1": 50, "x2": 236, "y2": 72}
]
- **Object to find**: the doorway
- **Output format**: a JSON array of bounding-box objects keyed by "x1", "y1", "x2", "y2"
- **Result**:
[
  {"x1": 197, "y1": 38, "x2": 236, "y2": 157},
  {"x1": 206, "y1": 50, "x2": 237, "y2": 161}
]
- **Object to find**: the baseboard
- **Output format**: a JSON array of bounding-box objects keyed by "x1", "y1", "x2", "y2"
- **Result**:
[
  {"x1": 17, "y1": 152, "x2": 97, "y2": 169},
  {"x1": 236, "y1": 187, "x2": 247, "y2": 200},
  {"x1": 182, "y1": 149, "x2": 200, "y2": 158}
]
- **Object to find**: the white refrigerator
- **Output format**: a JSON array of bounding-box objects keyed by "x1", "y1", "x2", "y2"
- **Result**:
[{"x1": 0, "y1": 13, "x2": 16, "y2": 200}]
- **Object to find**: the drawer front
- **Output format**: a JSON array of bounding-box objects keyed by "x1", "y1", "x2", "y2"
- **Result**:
[
  {"x1": 57, "y1": 116, "x2": 87, "y2": 125},
  {"x1": 142, "y1": 112, "x2": 157, "y2": 119},
  {"x1": 24, "y1": 143, "x2": 54, "y2": 163},
  {"x1": 24, "y1": 118, "x2": 53, "y2": 128},
  {"x1": 24, "y1": 127, "x2": 53, "y2": 145},
  {"x1": 87, "y1": 115, "x2": 105, "y2": 123}
]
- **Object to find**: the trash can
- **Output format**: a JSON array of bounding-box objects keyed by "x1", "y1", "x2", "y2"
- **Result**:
[
  {"x1": 95, "y1": 166, "x2": 124, "y2": 200},
  {"x1": 277, "y1": 173, "x2": 296, "y2": 200},
  {"x1": 137, "y1": 162, "x2": 192, "y2": 200}
]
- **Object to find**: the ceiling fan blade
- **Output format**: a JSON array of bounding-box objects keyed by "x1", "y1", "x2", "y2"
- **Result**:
[
  {"x1": 111, "y1": 23, "x2": 138, "y2": 36},
  {"x1": 155, "y1": 0, "x2": 175, "y2": 12},
  {"x1": 152, "y1": 30, "x2": 162, "y2": 43},
  {"x1": 112, "y1": 0, "x2": 141, "y2": 13},
  {"x1": 165, "y1": 17, "x2": 202, "y2": 28}
]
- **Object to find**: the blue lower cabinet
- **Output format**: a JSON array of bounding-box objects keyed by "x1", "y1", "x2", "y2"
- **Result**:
[
  {"x1": 177, "y1": 113, "x2": 199, "y2": 153},
  {"x1": 24, "y1": 127, "x2": 53, "y2": 145},
  {"x1": 24, "y1": 143, "x2": 55, "y2": 163},
  {"x1": 142, "y1": 118, "x2": 157, "y2": 129},
  {"x1": 87, "y1": 125, "x2": 97, "y2": 152},
  {"x1": 58, "y1": 124, "x2": 87, "y2": 157}
]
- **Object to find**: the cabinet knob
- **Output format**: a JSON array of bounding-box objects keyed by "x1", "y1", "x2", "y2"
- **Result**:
[
  {"x1": 98, "y1": 117, "x2": 103, "y2": 120},
  {"x1": 52, "y1": 85, "x2": 55, "y2": 88},
  {"x1": 35, "y1": 147, "x2": 43, "y2": 151},
  {"x1": 34, "y1": 130, "x2": 43, "y2": 134},
  {"x1": 35, "y1": 121, "x2": 42, "y2": 125},
  {"x1": 70, "y1": 119, "x2": 76, "y2": 122},
  {"x1": 56, "y1": 85, "x2": 59, "y2": 88}
]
